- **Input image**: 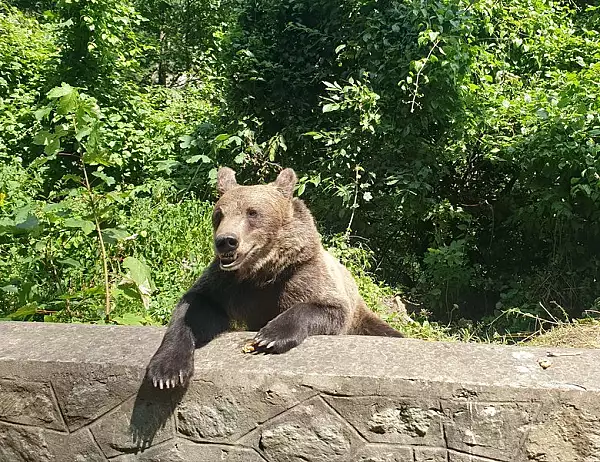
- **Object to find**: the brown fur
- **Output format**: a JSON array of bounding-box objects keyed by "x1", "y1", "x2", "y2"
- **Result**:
[{"x1": 146, "y1": 167, "x2": 402, "y2": 389}]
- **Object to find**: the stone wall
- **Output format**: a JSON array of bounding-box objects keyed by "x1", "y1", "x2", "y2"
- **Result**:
[{"x1": 0, "y1": 322, "x2": 599, "y2": 461}]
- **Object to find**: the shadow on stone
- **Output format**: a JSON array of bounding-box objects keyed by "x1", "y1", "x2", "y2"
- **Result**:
[{"x1": 128, "y1": 377, "x2": 187, "y2": 453}]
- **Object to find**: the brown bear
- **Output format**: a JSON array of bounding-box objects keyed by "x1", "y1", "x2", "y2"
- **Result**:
[{"x1": 146, "y1": 167, "x2": 403, "y2": 389}]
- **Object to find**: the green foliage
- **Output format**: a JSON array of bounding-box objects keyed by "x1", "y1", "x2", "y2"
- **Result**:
[
  {"x1": 134, "y1": 0, "x2": 231, "y2": 84},
  {"x1": 120, "y1": 196, "x2": 214, "y2": 323},
  {"x1": 2, "y1": 0, "x2": 600, "y2": 341},
  {"x1": 0, "y1": 188, "x2": 214, "y2": 323},
  {"x1": 56, "y1": 0, "x2": 148, "y2": 97},
  {"x1": 219, "y1": 0, "x2": 600, "y2": 331},
  {"x1": 0, "y1": 2, "x2": 57, "y2": 161}
]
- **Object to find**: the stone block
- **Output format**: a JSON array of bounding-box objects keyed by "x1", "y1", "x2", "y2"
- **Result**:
[
  {"x1": 90, "y1": 383, "x2": 176, "y2": 458},
  {"x1": 447, "y1": 451, "x2": 503, "y2": 462},
  {"x1": 443, "y1": 400, "x2": 537, "y2": 461},
  {"x1": 51, "y1": 365, "x2": 142, "y2": 431},
  {"x1": 355, "y1": 443, "x2": 414, "y2": 461},
  {"x1": 0, "y1": 379, "x2": 65, "y2": 431},
  {"x1": 0, "y1": 423, "x2": 105, "y2": 462},
  {"x1": 414, "y1": 447, "x2": 449, "y2": 462},
  {"x1": 325, "y1": 395, "x2": 444, "y2": 446},
  {"x1": 176, "y1": 371, "x2": 315, "y2": 442},
  {"x1": 111, "y1": 439, "x2": 266, "y2": 462},
  {"x1": 240, "y1": 397, "x2": 360, "y2": 462},
  {"x1": 524, "y1": 396, "x2": 600, "y2": 462}
]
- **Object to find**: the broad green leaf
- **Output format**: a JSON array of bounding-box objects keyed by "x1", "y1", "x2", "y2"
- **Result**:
[
  {"x1": 123, "y1": 257, "x2": 153, "y2": 287},
  {"x1": 92, "y1": 170, "x2": 115, "y2": 186},
  {"x1": 322, "y1": 103, "x2": 340, "y2": 113},
  {"x1": 1, "y1": 285, "x2": 19, "y2": 294},
  {"x1": 224, "y1": 136, "x2": 242, "y2": 147},
  {"x1": 75, "y1": 125, "x2": 92, "y2": 142},
  {"x1": 186, "y1": 154, "x2": 211, "y2": 164},
  {"x1": 123, "y1": 257, "x2": 154, "y2": 309},
  {"x1": 0, "y1": 217, "x2": 15, "y2": 235},
  {"x1": 33, "y1": 130, "x2": 52, "y2": 146},
  {"x1": 303, "y1": 131, "x2": 323, "y2": 139},
  {"x1": 47, "y1": 83, "x2": 75, "y2": 100},
  {"x1": 179, "y1": 135, "x2": 195, "y2": 149},
  {"x1": 57, "y1": 90, "x2": 78, "y2": 115},
  {"x1": 58, "y1": 258, "x2": 82, "y2": 268},
  {"x1": 9, "y1": 304, "x2": 37, "y2": 320},
  {"x1": 14, "y1": 214, "x2": 40, "y2": 232},
  {"x1": 155, "y1": 159, "x2": 181, "y2": 174},
  {"x1": 83, "y1": 149, "x2": 112, "y2": 166},
  {"x1": 34, "y1": 106, "x2": 52, "y2": 121},
  {"x1": 113, "y1": 313, "x2": 147, "y2": 326},
  {"x1": 64, "y1": 218, "x2": 95, "y2": 235},
  {"x1": 44, "y1": 137, "x2": 61, "y2": 155},
  {"x1": 102, "y1": 228, "x2": 133, "y2": 244},
  {"x1": 213, "y1": 133, "x2": 230, "y2": 142},
  {"x1": 14, "y1": 206, "x2": 36, "y2": 225}
]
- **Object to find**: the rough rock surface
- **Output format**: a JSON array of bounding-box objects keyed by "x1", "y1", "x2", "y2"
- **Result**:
[{"x1": 1, "y1": 322, "x2": 599, "y2": 461}]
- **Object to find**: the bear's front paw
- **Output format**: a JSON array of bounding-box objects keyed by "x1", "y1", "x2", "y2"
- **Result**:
[
  {"x1": 146, "y1": 347, "x2": 193, "y2": 389},
  {"x1": 252, "y1": 314, "x2": 308, "y2": 354}
]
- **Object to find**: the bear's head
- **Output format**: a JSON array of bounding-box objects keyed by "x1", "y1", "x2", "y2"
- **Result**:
[{"x1": 212, "y1": 167, "x2": 298, "y2": 274}]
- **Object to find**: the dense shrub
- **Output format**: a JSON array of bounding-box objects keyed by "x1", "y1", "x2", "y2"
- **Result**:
[
  {"x1": 217, "y1": 0, "x2": 600, "y2": 329},
  {"x1": 1, "y1": 0, "x2": 599, "y2": 337}
]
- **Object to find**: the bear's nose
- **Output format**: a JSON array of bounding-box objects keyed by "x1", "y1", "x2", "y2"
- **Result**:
[{"x1": 215, "y1": 234, "x2": 239, "y2": 253}]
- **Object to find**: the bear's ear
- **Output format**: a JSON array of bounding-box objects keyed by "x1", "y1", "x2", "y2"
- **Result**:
[
  {"x1": 217, "y1": 167, "x2": 238, "y2": 195},
  {"x1": 273, "y1": 168, "x2": 297, "y2": 198}
]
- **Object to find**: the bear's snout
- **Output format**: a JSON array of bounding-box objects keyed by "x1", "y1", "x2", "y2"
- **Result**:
[{"x1": 215, "y1": 233, "x2": 240, "y2": 254}]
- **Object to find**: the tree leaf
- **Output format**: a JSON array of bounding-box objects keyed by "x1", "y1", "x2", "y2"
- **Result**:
[
  {"x1": 34, "y1": 106, "x2": 52, "y2": 121},
  {"x1": 57, "y1": 90, "x2": 79, "y2": 115},
  {"x1": 102, "y1": 228, "x2": 133, "y2": 244},
  {"x1": 92, "y1": 170, "x2": 116, "y2": 186},
  {"x1": 75, "y1": 125, "x2": 92, "y2": 142},
  {"x1": 322, "y1": 103, "x2": 340, "y2": 113},
  {"x1": 14, "y1": 214, "x2": 40, "y2": 232},
  {"x1": 47, "y1": 83, "x2": 75, "y2": 100},
  {"x1": 58, "y1": 258, "x2": 82, "y2": 269},
  {"x1": 186, "y1": 154, "x2": 211, "y2": 164},
  {"x1": 155, "y1": 159, "x2": 181, "y2": 174},
  {"x1": 44, "y1": 137, "x2": 61, "y2": 155},
  {"x1": 83, "y1": 149, "x2": 112, "y2": 166},
  {"x1": 9, "y1": 304, "x2": 37, "y2": 320},
  {"x1": 33, "y1": 130, "x2": 52, "y2": 146},
  {"x1": 64, "y1": 218, "x2": 95, "y2": 235},
  {"x1": 122, "y1": 256, "x2": 154, "y2": 309},
  {"x1": 179, "y1": 135, "x2": 195, "y2": 149}
]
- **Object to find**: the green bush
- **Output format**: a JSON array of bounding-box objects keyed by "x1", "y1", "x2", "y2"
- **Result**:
[
  {"x1": 0, "y1": 188, "x2": 215, "y2": 324},
  {"x1": 215, "y1": 0, "x2": 600, "y2": 329},
  {"x1": 2, "y1": 0, "x2": 599, "y2": 341}
]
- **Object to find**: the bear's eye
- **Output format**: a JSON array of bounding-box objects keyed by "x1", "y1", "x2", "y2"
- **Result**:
[
  {"x1": 247, "y1": 208, "x2": 258, "y2": 218},
  {"x1": 212, "y1": 208, "x2": 223, "y2": 226}
]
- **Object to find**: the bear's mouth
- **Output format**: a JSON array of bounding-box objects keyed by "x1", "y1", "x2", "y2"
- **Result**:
[
  {"x1": 219, "y1": 251, "x2": 239, "y2": 269},
  {"x1": 218, "y1": 245, "x2": 256, "y2": 271}
]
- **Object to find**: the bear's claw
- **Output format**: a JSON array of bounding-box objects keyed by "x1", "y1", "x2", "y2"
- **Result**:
[
  {"x1": 251, "y1": 313, "x2": 308, "y2": 354},
  {"x1": 147, "y1": 349, "x2": 193, "y2": 389}
]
